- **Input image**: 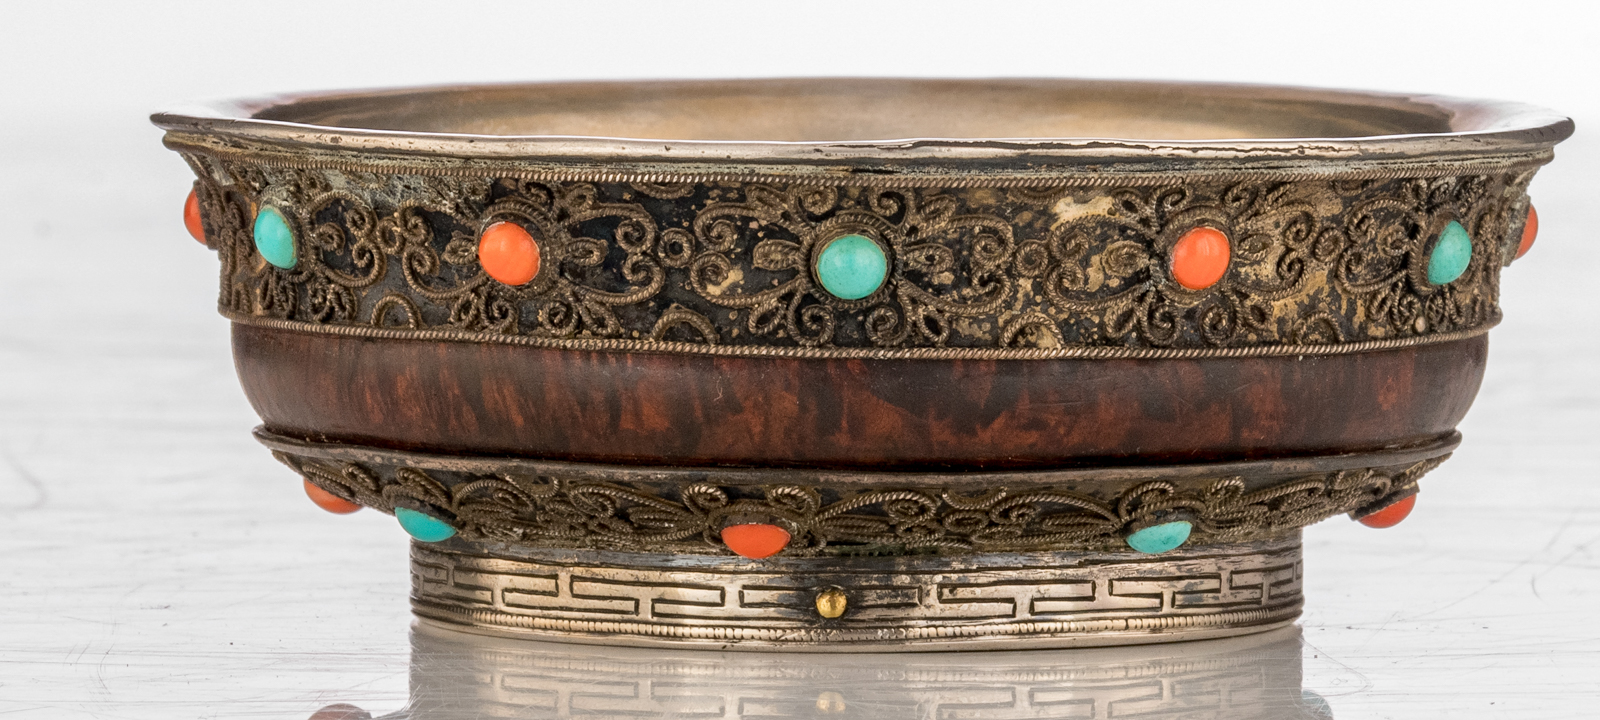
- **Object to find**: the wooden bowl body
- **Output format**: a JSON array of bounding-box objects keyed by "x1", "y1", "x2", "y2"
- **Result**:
[{"x1": 236, "y1": 324, "x2": 1486, "y2": 469}]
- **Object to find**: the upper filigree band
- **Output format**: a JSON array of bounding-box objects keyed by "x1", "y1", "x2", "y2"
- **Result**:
[{"x1": 180, "y1": 152, "x2": 1536, "y2": 358}]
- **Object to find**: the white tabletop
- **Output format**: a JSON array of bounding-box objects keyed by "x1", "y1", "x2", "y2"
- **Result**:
[{"x1": 1, "y1": 2, "x2": 1597, "y2": 717}]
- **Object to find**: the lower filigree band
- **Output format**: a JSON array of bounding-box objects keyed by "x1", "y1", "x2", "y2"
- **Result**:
[{"x1": 263, "y1": 428, "x2": 1448, "y2": 557}]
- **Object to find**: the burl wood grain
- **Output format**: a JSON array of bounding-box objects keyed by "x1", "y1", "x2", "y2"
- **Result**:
[{"x1": 233, "y1": 325, "x2": 1487, "y2": 470}]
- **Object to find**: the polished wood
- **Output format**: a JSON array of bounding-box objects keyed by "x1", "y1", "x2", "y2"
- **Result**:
[{"x1": 234, "y1": 324, "x2": 1486, "y2": 470}]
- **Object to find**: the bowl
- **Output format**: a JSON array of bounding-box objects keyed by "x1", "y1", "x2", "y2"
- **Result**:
[{"x1": 152, "y1": 78, "x2": 1570, "y2": 651}]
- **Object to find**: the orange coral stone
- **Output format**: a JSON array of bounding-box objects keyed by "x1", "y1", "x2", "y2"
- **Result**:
[
  {"x1": 1171, "y1": 227, "x2": 1231, "y2": 289},
  {"x1": 183, "y1": 189, "x2": 206, "y2": 244},
  {"x1": 478, "y1": 222, "x2": 541, "y2": 286},
  {"x1": 304, "y1": 480, "x2": 361, "y2": 514},
  {"x1": 1515, "y1": 205, "x2": 1539, "y2": 259},
  {"x1": 1358, "y1": 494, "x2": 1415, "y2": 529},
  {"x1": 721, "y1": 523, "x2": 791, "y2": 559}
]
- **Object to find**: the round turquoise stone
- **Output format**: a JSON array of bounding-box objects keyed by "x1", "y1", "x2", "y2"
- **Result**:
[
  {"x1": 1426, "y1": 220, "x2": 1472, "y2": 285},
  {"x1": 253, "y1": 206, "x2": 297, "y2": 269},
  {"x1": 1125, "y1": 520, "x2": 1192, "y2": 554},
  {"x1": 815, "y1": 234, "x2": 888, "y2": 300},
  {"x1": 395, "y1": 507, "x2": 457, "y2": 543}
]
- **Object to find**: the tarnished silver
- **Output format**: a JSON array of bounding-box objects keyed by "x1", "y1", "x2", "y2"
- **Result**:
[
  {"x1": 153, "y1": 78, "x2": 1570, "y2": 177},
  {"x1": 411, "y1": 534, "x2": 1302, "y2": 652}
]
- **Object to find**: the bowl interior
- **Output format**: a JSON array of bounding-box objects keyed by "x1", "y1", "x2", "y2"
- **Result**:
[{"x1": 250, "y1": 78, "x2": 1457, "y2": 143}]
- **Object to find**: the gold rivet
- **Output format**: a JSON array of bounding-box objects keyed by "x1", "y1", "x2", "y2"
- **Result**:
[
  {"x1": 815, "y1": 691, "x2": 847, "y2": 712},
  {"x1": 815, "y1": 588, "x2": 847, "y2": 619}
]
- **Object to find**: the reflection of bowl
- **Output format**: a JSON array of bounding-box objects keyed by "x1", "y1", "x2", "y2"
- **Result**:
[
  {"x1": 153, "y1": 79, "x2": 1569, "y2": 650},
  {"x1": 315, "y1": 623, "x2": 1330, "y2": 720}
]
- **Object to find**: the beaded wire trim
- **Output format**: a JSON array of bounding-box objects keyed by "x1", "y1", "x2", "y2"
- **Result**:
[{"x1": 224, "y1": 309, "x2": 1497, "y2": 360}]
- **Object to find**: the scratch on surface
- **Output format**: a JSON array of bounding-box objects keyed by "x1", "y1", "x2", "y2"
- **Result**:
[
  {"x1": 1529, "y1": 526, "x2": 1600, "y2": 597},
  {"x1": 1542, "y1": 509, "x2": 1579, "y2": 552},
  {"x1": 1401, "y1": 510, "x2": 1584, "y2": 621},
  {"x1": 0, "y1": 450, "x2": 49, "y2": 513},
  {"x1": 1299, "y1": 636, "x2": 1373, "y2": 697},
  {"x1": 1531, "y1": 509, "x2": 1580, "y2": 599},
  {"x1": 94, "y1": 643, "x2": 113, "y2": 695}
]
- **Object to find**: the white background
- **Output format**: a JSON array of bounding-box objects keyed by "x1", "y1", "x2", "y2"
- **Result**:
[{"x1": 1, "y1": 1, "x2": 1598, "y2": 717}]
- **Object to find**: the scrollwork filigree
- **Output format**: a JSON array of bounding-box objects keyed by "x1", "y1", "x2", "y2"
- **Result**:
[
  {"x1": 276, "y1": 451, "x2": 1437, "y2": 557},
  {"x1": 186, "y1": 156, "x2": 1532, "y2": 355}
]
